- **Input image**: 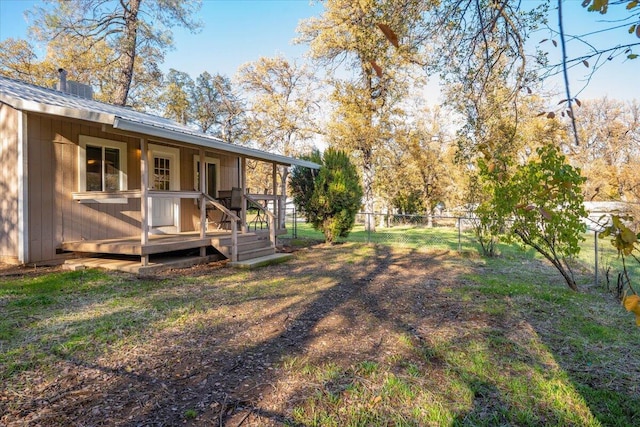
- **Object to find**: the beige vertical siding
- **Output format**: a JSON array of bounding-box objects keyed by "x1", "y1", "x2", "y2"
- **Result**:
[
  {"x1": 13, "y1": 110, "x2": 245, "y2": 262},
  {"x1": 26, "y1": 113, "x2": 142, "y2": 263},
  {"x1": 219, "y1": 154, "x2": 238, "y2": 189},
  {"x1": 0, "y1": 104, "x2": 19, "y2": 262}
]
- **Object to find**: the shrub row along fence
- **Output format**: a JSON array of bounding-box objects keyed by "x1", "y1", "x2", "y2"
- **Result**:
[{"x1": 285, "y1": 210, "x2": 638, "y2": 289}]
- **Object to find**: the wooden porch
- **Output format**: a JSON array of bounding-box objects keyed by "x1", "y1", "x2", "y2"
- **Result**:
[
  {"x1": 61, "y1": 229, "x2": 285, "y2": 257},
  {"x1": 67, "y1": 189, "x2": 285, "y2": 264},
  {"x1": 63, "y1": 137, "x2": 295, "y2": 269},
  {"x1": 60, "y1": 231, "x2": 228, "y2": 257},
  {"x1": 60, "y1": 227, "x2": 289, "y2": 274}
]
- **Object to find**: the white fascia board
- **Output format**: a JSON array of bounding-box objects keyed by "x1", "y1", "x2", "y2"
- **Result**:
[
  {"x1": 0, "y1": 95, "x2": 115, "y2": 124},
  {"x1": 112, "y1": 117, "x2": 320, "y2": 169}
]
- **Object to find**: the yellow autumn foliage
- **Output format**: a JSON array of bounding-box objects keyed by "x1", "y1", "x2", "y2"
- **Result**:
[{"x1": 623, "y1": 294, "x2": 640, "y2": 326}]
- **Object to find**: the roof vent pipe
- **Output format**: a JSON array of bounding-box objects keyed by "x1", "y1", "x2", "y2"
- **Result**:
[{"x1": 57, "y1": 68, "x2": 67, "y2": 93}]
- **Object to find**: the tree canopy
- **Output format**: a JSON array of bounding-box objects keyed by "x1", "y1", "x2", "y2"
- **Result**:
[{"x1": 1, "y1": 0, "x2": 202, "y2": 106}]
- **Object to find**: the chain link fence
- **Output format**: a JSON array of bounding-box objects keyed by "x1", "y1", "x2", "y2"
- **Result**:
[
  {"x1": 584, "y1": 217, "x2": 640, "y2": 296},
  {"x1": 284, "y1": 208, "x2": 639, "y2": 289},
  {"x1": 284, "y1": 210, "x2": 481, "y2": 252}
]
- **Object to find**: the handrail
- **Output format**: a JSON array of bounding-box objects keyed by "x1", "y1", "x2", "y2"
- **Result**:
[
  {"x1": 245, "y1": 194, "x2": 276, "y2": 248},
  {"x1": 73, "y1": 189, "x2": 204, "y2": 201},
  {"x1": 245, "y1": 194, "x2": 275, "y2": 220},
  {"x1": 202, "y1": 193, "x2": 240, "y2": 222},
  {"x1": 203, "y1": 193, "x2": 240, "y2": 262}
]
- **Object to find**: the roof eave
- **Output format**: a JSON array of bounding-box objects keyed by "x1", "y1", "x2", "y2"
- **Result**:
[
  {"x1": 112, "y1": 117, "x2": 320, "y2": 169},
  {"x1": 0, "y1": 94, "x2": 115, "y2": 125}
]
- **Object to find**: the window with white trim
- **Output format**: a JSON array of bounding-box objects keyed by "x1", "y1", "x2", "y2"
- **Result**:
[{"x1": 79, "y1": 136, "x2": 128, "y2": 192}]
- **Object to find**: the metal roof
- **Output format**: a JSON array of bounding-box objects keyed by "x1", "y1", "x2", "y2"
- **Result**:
[{"x1": 0, "y1": 75, "x2": 319, "y2": 169}]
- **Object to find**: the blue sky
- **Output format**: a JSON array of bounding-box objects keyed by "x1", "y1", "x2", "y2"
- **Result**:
[
  {"x1": 0, "y1": 0, "x2": 637, "y2": 102},
  {"x1": 0, "y1": 0, "x2": 323, "y2": 77}
]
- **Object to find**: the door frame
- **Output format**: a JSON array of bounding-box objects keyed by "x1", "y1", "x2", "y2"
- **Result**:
[
  {"x1": 148, "y1": 144, "x2": 181, "y2": 229},
  {"x1": 193, "y1": 155, "x2": 220, "y2": 198}
]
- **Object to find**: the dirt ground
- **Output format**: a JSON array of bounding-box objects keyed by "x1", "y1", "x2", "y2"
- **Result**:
[{"x1": 0, "y1": 244, "x2": 551, "y2": 426}]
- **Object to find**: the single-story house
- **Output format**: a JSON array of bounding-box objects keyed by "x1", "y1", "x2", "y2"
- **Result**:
[{"x1": 0, "y1": 74, "x2": 318, "y2": 270}]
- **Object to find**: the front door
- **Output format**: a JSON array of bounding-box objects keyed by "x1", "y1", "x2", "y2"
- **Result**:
[{"x1": 149, "y1": 145, "x2": 180, "y2": 227}]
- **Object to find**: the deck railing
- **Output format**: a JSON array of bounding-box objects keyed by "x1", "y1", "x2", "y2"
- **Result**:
[
  {"x1": 202, "y1": 194, "x2": 240, "y2": 262},
  {"x1": 72, "y1": 189, "x2": 283, "y2": 264},
  {"x1": 245, "y1": 194, "x2": 276, "y2": 248}
]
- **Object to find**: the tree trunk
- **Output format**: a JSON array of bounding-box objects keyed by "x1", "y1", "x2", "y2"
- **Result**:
[
  {"x1": 361, "y1": 147, "x2": 376, "y2": 232},
  {"x1": 514, "y1": 229, "x2": 579, "y2": 291},
  {"x1": 362, "y1": 161, "x2": 375, "y2": 232},
  {"x1": 113, "y1": 0, "x2": 141, "y2": 105}
]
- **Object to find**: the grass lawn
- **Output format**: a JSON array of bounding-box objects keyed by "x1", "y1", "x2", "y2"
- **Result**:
[{"x1": 1, "y1": 229, "x2": 639, "y2": 425}]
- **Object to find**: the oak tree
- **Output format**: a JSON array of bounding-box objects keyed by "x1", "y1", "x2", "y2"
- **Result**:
[
  {"x1": 237, "y1": 56, "x2": 320, "y2": 221},
  {"x1": 296, "y1": 0, "x2": 427, "y2": 231},
  {"x1": 27, "y1": 0, "x2": 202, "y2": 105}
]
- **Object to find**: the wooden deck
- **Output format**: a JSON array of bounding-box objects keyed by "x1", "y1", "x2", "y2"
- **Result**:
[{"x1": 60, "y1": 231, "x2": 231, "y2": 256}]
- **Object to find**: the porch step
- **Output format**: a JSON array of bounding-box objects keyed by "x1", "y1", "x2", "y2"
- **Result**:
[
  {"x1": 210, "y1": 232, "x2": 276, "y2": 261},
  {"x1": 237, "y1": 246, "x2": 276, "y2": 261},
  {"x1": 228, "y1": 253, "x2": 293, "y2": 269},
  {"x1": 63, "y1": 254, "x2": 223, "y2": 275}
]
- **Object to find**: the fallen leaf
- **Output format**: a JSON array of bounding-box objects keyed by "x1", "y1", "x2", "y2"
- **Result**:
[
  {"x1": 623, "y1": 294, "x2": 640, "y2": 312},
  {"x1": 623, "y1": 295, "x2": 640, "y2": 326}
]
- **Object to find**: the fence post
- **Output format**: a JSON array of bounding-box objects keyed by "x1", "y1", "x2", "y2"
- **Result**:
[
  {"x1": 594, "y1": 230, "x2": 599, "y2": 286},
  {"x1": 367, "y1": 212, "x2": 372, "y2": 244},
  {"x1": 458, "y1": 217, "x2": 462, "y2": 253},
  {"x1": 292, "y1": 208, "x2": 296, "y2": 239}
]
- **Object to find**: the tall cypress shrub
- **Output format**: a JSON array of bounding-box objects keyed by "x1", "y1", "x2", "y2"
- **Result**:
[{"x1": 290, "y1": 148, "x2": 363, "y2": 243}]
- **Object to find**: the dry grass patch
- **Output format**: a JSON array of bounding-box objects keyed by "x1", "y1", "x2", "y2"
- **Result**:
[{"x1": 1, "y1": 243, "x2": 639, "y2": 426}]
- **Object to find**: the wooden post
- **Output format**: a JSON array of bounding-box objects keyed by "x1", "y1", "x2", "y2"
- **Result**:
[
  {"x1": 240, "y1": 156, "x2": 247, "y2": 233},
  {"x1": 270, "y1": 211, "x2": 276, "y2": 249},
  {"x1": 272, "y1": 162, "x2": 278, "y2": 232},
  {"x1": 231, "y1": 218, "x2": 238, "y2": 262},
  {"x1": 199, "y1": 148, "x2": 206, "y2": 256},
  {"x1": 594, "y1": 230, "x2": 599, "y2": 286},
  {"x1": 140, "y1": 138, "x2": 149, "y2": 266},
  {"x1": 280, "y1": 166, "x2": 289, "y2": 230}
]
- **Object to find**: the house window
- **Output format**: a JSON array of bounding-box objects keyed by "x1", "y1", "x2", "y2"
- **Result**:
[
  {"x1": 86, "y1": 145, "x2": 121, "y2": 191},
  {"x1": 154, "y1": 157, "x2": 171, "y2": 191},
  {"x1": 79, "y1": 136, "x2": 128, "y2": 192}
]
